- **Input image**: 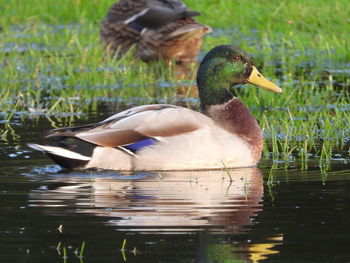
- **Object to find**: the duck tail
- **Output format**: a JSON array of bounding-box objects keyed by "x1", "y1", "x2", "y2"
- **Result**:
[{"x1": 27, "y1": 143, "x2": 91, "y2": 170}]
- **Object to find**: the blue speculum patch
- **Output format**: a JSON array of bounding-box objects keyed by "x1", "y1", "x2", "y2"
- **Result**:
[{"x1": 124, "y1": 138, "x2": 156, "y2": 152}]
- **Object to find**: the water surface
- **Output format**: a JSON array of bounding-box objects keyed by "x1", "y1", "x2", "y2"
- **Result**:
[{"x1": 1, "y1": 114, "x2": 350, "y2": 263}]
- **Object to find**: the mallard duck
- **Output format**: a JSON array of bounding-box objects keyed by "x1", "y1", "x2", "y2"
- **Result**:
[
  {"x1": 100, "y1": 0, "x2": 211, "y2": 62},
  {"x1": 28, "y1": 45, "x2": 282, "y2": 171}
]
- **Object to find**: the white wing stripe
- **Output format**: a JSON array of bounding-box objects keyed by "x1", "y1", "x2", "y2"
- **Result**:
[
  {"x1": 124, "y1": 8, "x2": 149, "y2": 24},
  {"x1": 27, "y1": 143, "x2": 91, "y2": 161}
]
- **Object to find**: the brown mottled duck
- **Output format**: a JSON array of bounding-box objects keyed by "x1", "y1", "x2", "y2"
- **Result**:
[{"x1": 100, "y1": 0, "x2": 211, "y2": 62}]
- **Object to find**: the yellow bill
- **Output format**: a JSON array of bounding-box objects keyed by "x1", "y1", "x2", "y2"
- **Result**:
[{"x1": 247, "y1": 66, "x2": 282, "y2": 93}]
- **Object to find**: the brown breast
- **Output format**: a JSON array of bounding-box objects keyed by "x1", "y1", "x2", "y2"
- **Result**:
[{"x1": 206, "y1": 98, "x2": 264, "y2": 163}]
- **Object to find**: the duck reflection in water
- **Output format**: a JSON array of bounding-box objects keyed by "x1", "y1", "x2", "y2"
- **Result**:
[
  {"x1": 29, "y1": 167, "x2": 283, "y2": 261},
  {"x1": 30, "y1": 168, "x2": 262, "y2": 232}
]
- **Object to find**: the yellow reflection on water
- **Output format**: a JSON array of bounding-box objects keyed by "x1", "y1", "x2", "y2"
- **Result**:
[{"x1": 249, "y1": 234, "x2": 283, "y2": 262}]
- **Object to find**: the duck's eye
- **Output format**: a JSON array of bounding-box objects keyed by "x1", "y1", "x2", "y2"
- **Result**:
[{"x1": 233, "y1": 55, "x2": 242, "y2": 61}]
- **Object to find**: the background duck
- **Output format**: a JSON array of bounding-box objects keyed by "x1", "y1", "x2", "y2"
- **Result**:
[
  {"x1": 100, "y1": 0, "x2": 211, "y2": 63},
  {"x1": 28, "y1": 45, "x2": 282, "y2": 171}
]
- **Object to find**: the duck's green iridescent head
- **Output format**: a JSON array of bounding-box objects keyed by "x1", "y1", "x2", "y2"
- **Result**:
[{"x1": 197, "y1": 45, "x2": 282, "y2": 108}]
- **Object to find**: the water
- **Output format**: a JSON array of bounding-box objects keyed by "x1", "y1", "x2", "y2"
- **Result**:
[{"x1": 1, "y1": 112, "x2": 350, "y2": 263}]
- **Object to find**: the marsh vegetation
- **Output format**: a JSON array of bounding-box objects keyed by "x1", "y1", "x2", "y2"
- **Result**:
[{"x1": 1, "y1": 1, "x2": 350, "y2": 262}]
